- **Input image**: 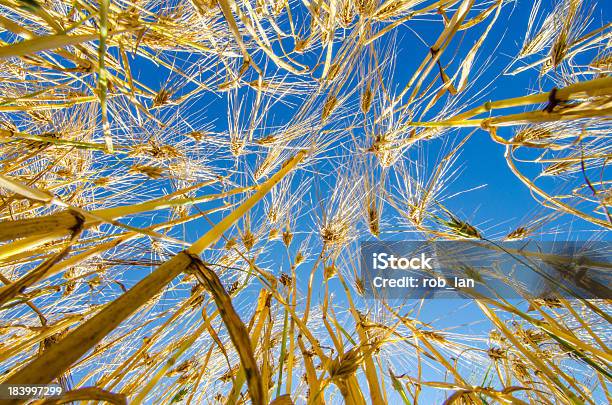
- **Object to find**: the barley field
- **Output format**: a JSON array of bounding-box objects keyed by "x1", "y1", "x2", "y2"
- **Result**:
[{"x1": 0, "y1": 0, "x2": 610, "y2": 403}]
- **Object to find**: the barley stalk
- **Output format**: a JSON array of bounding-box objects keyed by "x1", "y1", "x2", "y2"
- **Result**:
[{"x1": 3, "y1": 151, "x2": 305, "y2": 391}]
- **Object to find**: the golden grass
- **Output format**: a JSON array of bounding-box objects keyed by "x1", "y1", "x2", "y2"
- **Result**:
[{"x1": 0, "y1": 0, "x2": 609, "y2": 403}]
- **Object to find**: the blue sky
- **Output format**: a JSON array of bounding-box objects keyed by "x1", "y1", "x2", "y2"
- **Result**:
[
  {"x1": 151, "y1": 1, "x2": 610, "y2": 401},
  {"x1": 2, "y1": 0, "x2": 608, "y2": 403}
]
